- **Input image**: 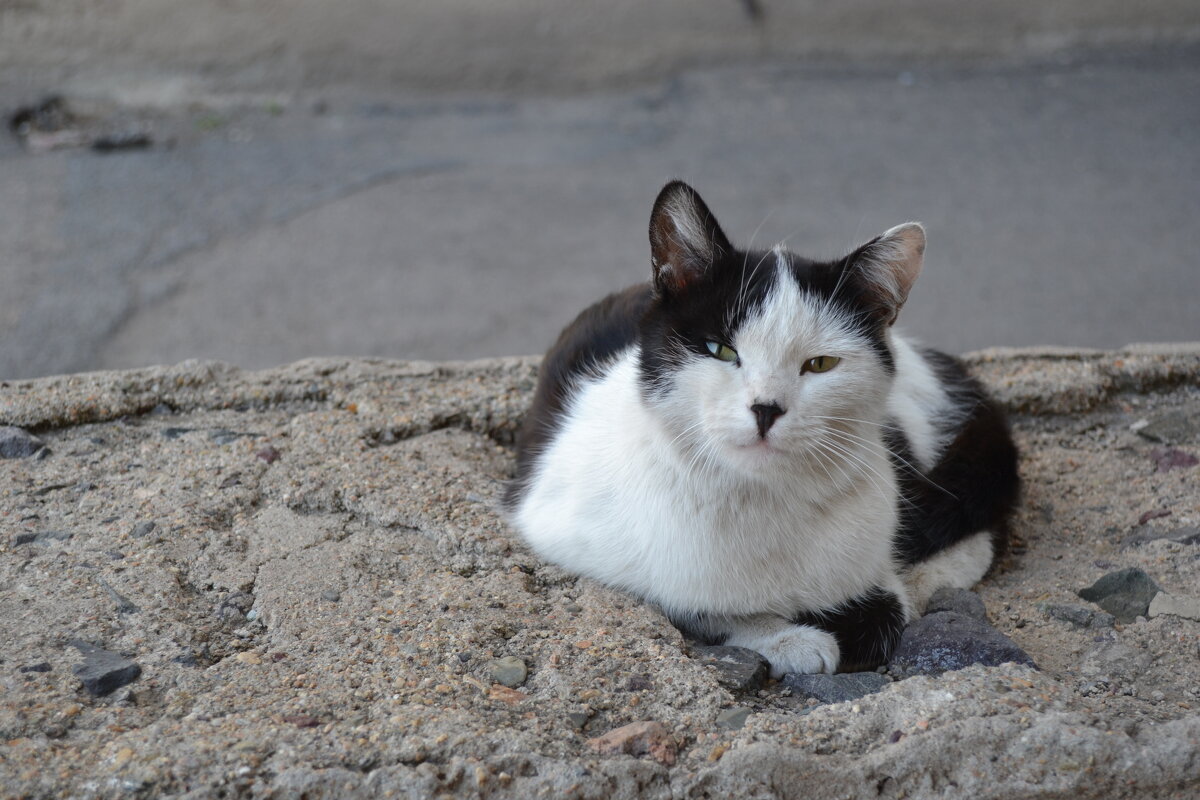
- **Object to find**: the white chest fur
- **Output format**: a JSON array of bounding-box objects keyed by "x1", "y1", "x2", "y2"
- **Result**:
[{"x1": 511, "y1": 350, "x2": 905, "y2": 619}]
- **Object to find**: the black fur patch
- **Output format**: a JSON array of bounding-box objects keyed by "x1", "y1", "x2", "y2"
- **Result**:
[
  {"x1": 504, "y1": 284, "x2": 652, "y2": 509},
  {"x1": 887, "y1": 349, "x2": 1021, "y2": 566},
  {"x1": 793, "y1": 587, "x2": 907, "y2": 672}
]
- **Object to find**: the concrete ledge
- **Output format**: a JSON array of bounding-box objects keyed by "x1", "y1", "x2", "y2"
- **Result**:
[
  {"x1": 2, "y1": 347, "x2": 1199, "y2": 798},
  {"x1": 2, "y1": 344, "x2": 1197, "y2": 431}
]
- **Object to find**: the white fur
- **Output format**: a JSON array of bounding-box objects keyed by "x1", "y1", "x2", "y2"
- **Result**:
[
  {"x1": 511, "y1": 264, "x2": 965, "y2": 673},
  {"x1": 901, "y1": 530, "x2": 994, "y2": 614}
]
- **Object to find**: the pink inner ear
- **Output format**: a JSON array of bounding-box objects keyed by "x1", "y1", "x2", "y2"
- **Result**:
[{"x1": 859, "y1": 223, "x2": 925, "y2": 320}]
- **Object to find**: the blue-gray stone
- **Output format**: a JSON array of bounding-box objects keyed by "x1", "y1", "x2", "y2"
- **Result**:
[
  {"x1": 1077, "y1": 568, "x2": 1161, "y2": 623},
  {"x1": 1038, "y1": 602, "x2": 1115, "y2": 629},
  {"x1": 69, "y1": 640, "x2": 141, "y2": 696},
  {"x1": 888, "y1": 611, "x2": 1036, "y2": 677},
  {"x1": 925, "y1": 587, "x2": 988, "y2": 621},
  {"x1": 781, "y1": 671, "x2": 891, "y2": 704},
  {"x1": 693, "y1": 645, "x2": 769, "y2": 693},
  {"x1": 0, "y1": 426, "x2": 45, "y2": 458}
]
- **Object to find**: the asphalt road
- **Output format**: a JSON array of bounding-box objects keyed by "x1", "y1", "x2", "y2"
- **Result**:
[{"x1": 2, "y1": 50, "x2": 1198, "y2": 379}]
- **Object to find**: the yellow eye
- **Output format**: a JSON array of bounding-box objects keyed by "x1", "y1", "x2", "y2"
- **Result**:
[
  {"x1": 705, "y1": 341, "x2": 738, "y2": 363},
  {"x1": 803, "y1": 355, "x2": 841, "y2": 374}
]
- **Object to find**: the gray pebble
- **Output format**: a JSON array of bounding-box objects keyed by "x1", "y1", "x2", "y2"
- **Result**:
[
  {"x1": 0, "y1": 426, "x2": 45, "y2": 458},
  {"x1": 13, "y1": 530, "x2": 72, "y2": 547},
  {"x1": 889, "y1": 611, "x2": 1036, "y2": 677},
  {"x1": 692, "y1": 645, "x2": 769, "y2": 694},
  {"x1": 715, "y1": 706, "x2": 753, "y2": 730},
  {"x1": 925, "y1": 587, "x2": 988, "y2": 621},
  {"x1": 564, "y1": 603, "x2": 583, "y2": 614},
  {"x1": 1077, "y1": 568, "x2": 1161, "y2": 623},
  {"x1": 69, "y1": 640, "x2": 141, "y2": 696},
  {"x1": 1135, "y1": 409, "x2": 1200, "y2": 445},
  {"x1": 320, "y1": 589, "x2": 342, "y2": 603},
  {"x1": 97, "y1": 578, "x2": 139, "y2": 614},
  {"x1": 488, "y1": 656, "x2": 528, "y2": 688},
  {"x1": 780, "y1": 671, "x2": 890, "y2": 704},
  {"x1": 1038, "y1": 602, "x2": 1115, "y2": 629}
]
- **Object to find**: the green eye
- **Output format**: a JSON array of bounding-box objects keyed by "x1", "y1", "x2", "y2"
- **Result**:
[
  {"x1": 803, "y1": 355, "x2": 841, "y2": 374},
  {"x1": 705, "y1": 341, "x2": 739, "y2": 363}
]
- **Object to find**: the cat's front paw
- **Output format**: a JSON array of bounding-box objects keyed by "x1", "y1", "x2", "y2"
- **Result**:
[{"x1": 757, "y1": 625, "x2": 840, "y2": 677}]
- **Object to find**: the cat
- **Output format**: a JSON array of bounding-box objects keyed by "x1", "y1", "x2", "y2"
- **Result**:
[{"x1": 504, "y1": 181, "x2": 1019, "y2": 675}]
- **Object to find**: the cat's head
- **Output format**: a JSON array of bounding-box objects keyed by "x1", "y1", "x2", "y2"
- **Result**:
[{"x1": 639, "y1": 181, "x2": 924, "y2": 477}]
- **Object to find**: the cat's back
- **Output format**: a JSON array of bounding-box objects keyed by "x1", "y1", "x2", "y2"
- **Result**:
[{"x1": 506, "y1": 283, "x2": 652, "y2": 507}]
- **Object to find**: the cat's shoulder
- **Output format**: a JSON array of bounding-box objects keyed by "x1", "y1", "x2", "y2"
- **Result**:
[
  {"x1": 506, "y1": 283, "x2": 652, "y2": 508},
  {"x1": 541, "y1": 282, "x2": 653, "y2": 387}
]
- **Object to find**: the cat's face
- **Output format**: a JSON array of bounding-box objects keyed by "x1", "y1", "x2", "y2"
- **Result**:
[{"x1": 638, "y1": 182, "x2": 924, "y2": 478}]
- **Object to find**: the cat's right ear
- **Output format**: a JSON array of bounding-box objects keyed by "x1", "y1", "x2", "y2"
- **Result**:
[{"x1": 649, "y1": 181, "x2": 733, "y2": 296}]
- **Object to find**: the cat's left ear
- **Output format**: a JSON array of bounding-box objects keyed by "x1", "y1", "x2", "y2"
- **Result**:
[
  {"x1": 648, "y1": 181, "x2": 734, "y2": 296},
  {"x1": 848, "y1": 222, "x2": 925, "y2": 325}
]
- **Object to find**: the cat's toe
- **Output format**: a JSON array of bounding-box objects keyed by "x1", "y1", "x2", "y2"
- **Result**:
[{"x1": 761, "y1": 626, "x2": 839, "y2": 677}]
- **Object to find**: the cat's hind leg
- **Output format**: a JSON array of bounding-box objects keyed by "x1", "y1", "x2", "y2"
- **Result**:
[{"x1": 900, "y1": 529, "x2": 993, "y2": 614}]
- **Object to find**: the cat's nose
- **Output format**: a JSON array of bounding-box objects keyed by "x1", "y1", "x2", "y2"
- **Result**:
[{"x1": 750, "y1": 403, "x2": 786, "y2": 439}]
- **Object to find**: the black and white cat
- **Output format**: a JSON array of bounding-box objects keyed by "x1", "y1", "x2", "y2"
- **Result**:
[{"x1": 505, "y1": 181, "x2": 1019, "y2": 675}]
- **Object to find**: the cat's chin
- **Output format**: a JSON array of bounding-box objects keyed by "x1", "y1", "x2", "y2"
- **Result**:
[{"x1": 725, "y1": 439, "x2": 792, "y2": 472}]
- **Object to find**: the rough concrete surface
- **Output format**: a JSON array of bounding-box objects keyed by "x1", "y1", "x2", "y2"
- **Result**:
[{"x1": 2, "y1": 345, "x2": 1200, "y2": 798}]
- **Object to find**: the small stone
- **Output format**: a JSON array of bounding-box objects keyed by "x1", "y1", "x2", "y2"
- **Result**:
[
  {"x1": 13, "y1": 530, "x2": 72, "y2": 547},
  {"x1": 1122, "y1": 525, "x2": 1200, "y2": 549},
  {"x1": 256, "y1": 446, "x2": 281, "y2": 464},
  {"x1": 69, "y1": 640, "x2": 141, "y2": 696},
  {"x1": 925, "y1": 587, "x2": 988, "y2": 620},
  {"x1": 587, "y1": 721, "x2": 677, "y2": 765},
  {"x1": 1038, "y1": 603, "x2": 1115, "y2": 629},
  {"x1": 1137, "y1": 509, "x2": 1172, "y2": 526},
  {"x1": 19, "y1": 662, "x2": 51, "y2": 673},
  {"x1": 488, "y1": 656, "x2": 528, "y2": 688},
  {"x1": 130, "y1": 521, "x2": 156, "y2": 538},
  {"x1": 235, "y1": 652, "x2": 262, "y2": 665},
  {"x1": 1080, "y1": 642, "x2": 1151, "y2": 682},
  {"x1": 715, "y1": 706, "x2": 753, "y2": 730},
  {"x1": 888, "y1": 611, "x2": 1036, "y2": 676},
  {"x1": 1136, "y1": 409, "x2": 1200, "y2": 445},
  {"x1": 564, "y1": 603, "x2": 583, "y2": 614},
  {"x1": 693, "y1": 645, "x2": 769, "y2": 693},
  {"x1": 1078, "y1": 568, "x2": 1161, "y2": 623},
  {"x1": 780, "y1": 672, "x2": 891, "y2": 704},
  {"x1": 282, "y1": 714, "x2": 321, "y2": 728},
  {"x1": 0, "y1": 426, "x2": 45, "y2": 458},
  {"x1": 1148, "y1": 592, "x2": 1200, "y2": 622},
  {"x1": 1150, "y1": 447, "x2": 1199, "y2": 473},
  {"x1": 320, "y1": 589, "x2": 341, "y2": 603}
]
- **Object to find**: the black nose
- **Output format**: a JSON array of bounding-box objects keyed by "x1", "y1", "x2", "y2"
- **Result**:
[{"x1": 750, "y1": 403, "x2": 786, "y2": 439}]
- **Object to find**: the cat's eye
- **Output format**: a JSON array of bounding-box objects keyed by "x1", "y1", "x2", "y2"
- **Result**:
[
  {"x1": 803, "y1": 355, "x2": 841, "y2": 374},
  {"x1": 705, "y1": 341, "x2": 739, "y2": 363}
]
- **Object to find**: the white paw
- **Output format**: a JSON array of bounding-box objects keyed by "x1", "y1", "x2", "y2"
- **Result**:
[{"x1": 758, "y1": 626, "x2": 840, "y2": 677}]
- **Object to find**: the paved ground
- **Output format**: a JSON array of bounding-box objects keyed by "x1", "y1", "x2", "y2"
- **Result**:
[
  {"x1": 2, "y1": 346, "x2": 1200, "y2": 798},
  {"x1": 2, "y1": 48, "x2": 1199, "y2": 379}
]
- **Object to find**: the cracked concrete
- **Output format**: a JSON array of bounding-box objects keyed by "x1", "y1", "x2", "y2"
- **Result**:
[{"x1": 2, "y1": 347, "x2": 1200, "y2": 798}]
